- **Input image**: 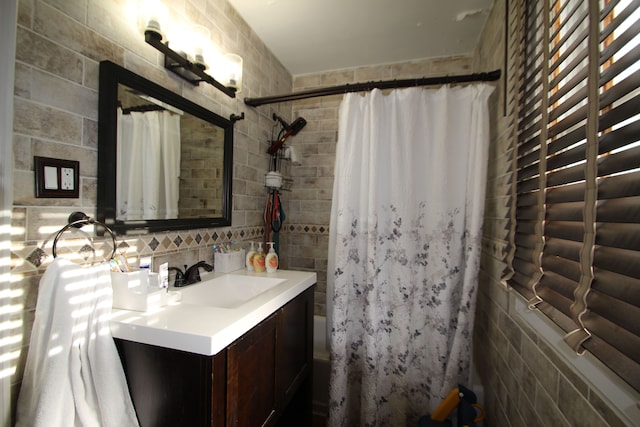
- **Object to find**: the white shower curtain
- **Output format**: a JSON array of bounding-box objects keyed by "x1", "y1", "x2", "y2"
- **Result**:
[
  {"x1": 327, "y1": 85, "x2": 493, "y2": 426},
  {"x1": 117, "y1": 109, "x2": 181, "y2": 220}
]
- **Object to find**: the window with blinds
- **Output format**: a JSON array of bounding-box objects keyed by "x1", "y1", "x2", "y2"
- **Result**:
[{"x1": 510, "y1": 0, "x2": 640, "y2": 392}]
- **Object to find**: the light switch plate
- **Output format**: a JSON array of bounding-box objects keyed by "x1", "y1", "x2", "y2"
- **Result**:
[
  {"x1": 44, "y1": 166, "x2": 59, "y2": 190},
  {"x1": 34, "y1": 156, "x2": 80, "y2": 198}
]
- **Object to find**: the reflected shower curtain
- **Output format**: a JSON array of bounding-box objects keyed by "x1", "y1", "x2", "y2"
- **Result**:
[
  {"x1": 328, "y1": 85, "x2": 493, "y2": 426},
  {"x1": 117, "y1": 109, "x2": 181, "y2": 220}
]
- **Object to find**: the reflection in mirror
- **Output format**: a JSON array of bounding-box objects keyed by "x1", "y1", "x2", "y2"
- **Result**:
[
  {"x1": 117, "y1": 87, "x2": 226, "y2": 221},
  {"x1": 117, "y1": 87, "x2": 182, "y2": 220},
  {"x1": 98, "y1": 61, "x2": 233, "y2": 234}
]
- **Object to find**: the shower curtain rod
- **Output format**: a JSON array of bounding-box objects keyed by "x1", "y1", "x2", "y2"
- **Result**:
[{"x1": 244, "y1": 69, "x2": 501, "y2": 107}]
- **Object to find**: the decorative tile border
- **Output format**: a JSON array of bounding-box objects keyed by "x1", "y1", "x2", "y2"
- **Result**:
[
  {"x1": 11, "y1": 223, "x2": 330, "y2": 274},
  {"x1": 285, "y1": 223, "x2": 330, "y2": 235}
]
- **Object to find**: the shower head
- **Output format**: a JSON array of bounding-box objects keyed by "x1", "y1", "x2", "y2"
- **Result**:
[
  {"x1": 289, "y1": 117, "x2": 307, "y2": 135},
  {"x1": 272, "y1": 114, "x2": 306, "y2": 134},
  {"x1": 267, "y1": 115, "x2": 307, "y2": 155}
]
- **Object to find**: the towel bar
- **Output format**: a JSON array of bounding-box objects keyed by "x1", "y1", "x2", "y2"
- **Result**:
[{"x1": 52, "y1": 211, "x2": 117, "y2": 260}]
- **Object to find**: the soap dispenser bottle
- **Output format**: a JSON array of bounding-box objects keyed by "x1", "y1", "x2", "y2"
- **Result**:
[
  {"x1": 253, "y1": 242, "x2": 266, "y2": 273},
  {"x1": 246, "y1": 242, "x2": 256, "y2": 271},
  {"x1": 265, "y1": 242, "x2": 278, "y2": 273}
]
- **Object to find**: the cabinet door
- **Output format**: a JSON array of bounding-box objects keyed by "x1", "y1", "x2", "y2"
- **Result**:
[
  {"x1": 115, "y1": 339, "x2": 212, "y2": 427},
  {"x1": 275, "y1": 287, "x2": 314, "y2": 427},
  {"x1": 277, "y1": 287, "x2": 313, "y2": 404},
  {"x1": 226, "y1": 313, "x2": 278, "y2": 427}
]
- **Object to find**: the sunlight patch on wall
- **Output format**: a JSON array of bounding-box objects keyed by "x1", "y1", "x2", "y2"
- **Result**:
[{"x1": 0, "y1": 287, "x2": 23, "y2": 380}]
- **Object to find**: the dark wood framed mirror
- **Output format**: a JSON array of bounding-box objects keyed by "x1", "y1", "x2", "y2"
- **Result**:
[{"x1": 97, "y1": 60, "x2": 233, "y2": 234}]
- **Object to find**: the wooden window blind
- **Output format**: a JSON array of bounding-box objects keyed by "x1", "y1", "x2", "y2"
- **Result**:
[{"x1": 510, "y1": 0, "x2": 640, "y2": 392}]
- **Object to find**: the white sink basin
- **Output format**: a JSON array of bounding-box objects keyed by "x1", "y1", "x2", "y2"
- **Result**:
[
  {"x1": 111, "y1": 269, "x2": 317, "y2": 355},
  {"x1": 179, "y1": 274, "x2": 287, "y2": 309}
]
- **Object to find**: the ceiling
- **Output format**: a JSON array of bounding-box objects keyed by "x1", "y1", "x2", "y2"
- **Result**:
[{"x1": 228, "y1": 0, "x2": 495, "y2": 76}]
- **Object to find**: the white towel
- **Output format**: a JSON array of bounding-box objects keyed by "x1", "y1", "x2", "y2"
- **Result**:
[{"x1": 16, "y1": 258, "x2": 139, "y2": 427}]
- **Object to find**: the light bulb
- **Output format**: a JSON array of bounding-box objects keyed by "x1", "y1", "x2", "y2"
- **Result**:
[
  {"x1": 191, "y1": 25, "x2": 211, "y2": 69},
  {"x1": 222, "y1": 53, "x2": 243, "y2": 91},
  {"x1": 137, "y1": 0, "x2": 169, "y2": 40}
]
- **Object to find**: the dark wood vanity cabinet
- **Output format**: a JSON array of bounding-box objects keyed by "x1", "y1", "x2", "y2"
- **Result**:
[
  {"x1": 226, "y1": 312, "x2": 278, "y2": 427},
  {"x1": 115, "y1": 286, "x2": 314, "y2": 427}
]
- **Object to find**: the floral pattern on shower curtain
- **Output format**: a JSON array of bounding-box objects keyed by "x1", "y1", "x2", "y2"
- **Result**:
[{"x1": 327, "y1": 85, "x2": 494, "y2": 426}]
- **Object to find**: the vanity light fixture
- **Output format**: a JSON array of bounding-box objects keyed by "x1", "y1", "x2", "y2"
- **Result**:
[{"x1": 138, "y1": 1, "x2": 240, "y2": 98}]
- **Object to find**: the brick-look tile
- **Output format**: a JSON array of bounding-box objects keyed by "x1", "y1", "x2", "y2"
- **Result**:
[
  {"x1": 17, "y1": 0, "x2": 33, "y2": 27},
  {"x1": 535, "y1": 385, "x2": 571, "y2": 427},
  {"x1": 83, "y1": 118, "x2": 98, "y2": 149},
  {"x1": 15, "y1": 27, "x2": 84, "y2": 84},
  {"x1": 31, "y1": 69, "x2": 99, "y2": 120},
  {"x1": 34, "y1": 1, "x2": 124, "y2": 64},
  {"x1": 430, "y1": 56, "x2": 472, "y2": 74},
  {"x1": 500, "y1": 309, "x2": 523, "y2": 350},
  {"x1": 558, "y1": 376, "x2": 609, "y2": 427},
  {"x1": 516, "y1": 384, "x2": 544, "y2": 427},
  {"x1": 504, "y1": 393, "x2": 529, "y2": 427},
  {"x1": 46, "y1": 0, "x2": 86, "y2": 23},
  {"x1": 354, "y1": 65, "x2": 393, "y2": 81},
  {"x1": 588, "y1": 390, "x2": 628, "y2": 427},
  {"x1": 518, "y1": 363, "x2": 538, "y2": 411},
  {"x1": 14, "y1": 99, "x2": 83, "y2": 144},
  {"x1": 540, "y1": 338, "x2": 592, "y2": 398},
  {"x1": 14, "y1": 62, "x2": 31, "y2": 99},
  {"x1": 521, "y1": 334, "x2": 560, "y2": 398}
]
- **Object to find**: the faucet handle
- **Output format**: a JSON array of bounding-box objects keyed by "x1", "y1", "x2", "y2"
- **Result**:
[{"x1": 168, "y1": 266, "x2": 186, "y2": 287}]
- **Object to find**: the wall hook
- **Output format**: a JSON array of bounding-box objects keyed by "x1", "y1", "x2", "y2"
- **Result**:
[{"x1": 230, "y1": 112, "x2": 245, "y2": 123}]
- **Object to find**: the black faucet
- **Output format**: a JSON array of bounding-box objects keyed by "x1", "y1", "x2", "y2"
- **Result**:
[
  {"x1": 185, "y1": 261, "x2": 214, "y2": 285},
  {"x1": 169, "y1": 261, "x2": 214, "y2": 287}
]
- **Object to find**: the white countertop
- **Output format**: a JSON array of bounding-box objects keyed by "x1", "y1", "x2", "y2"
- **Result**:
[{"x1": 110, "y1": 269, "x2": 317, "y2": 356}]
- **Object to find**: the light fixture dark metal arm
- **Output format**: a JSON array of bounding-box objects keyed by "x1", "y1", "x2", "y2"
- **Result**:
[{"x1": 144, "y1": 31, "x2": 237, "y2": 98}]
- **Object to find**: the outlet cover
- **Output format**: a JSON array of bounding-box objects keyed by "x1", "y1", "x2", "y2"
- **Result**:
[{"x1": 35, "y1": 156, "x2": 80, "y2": 198}]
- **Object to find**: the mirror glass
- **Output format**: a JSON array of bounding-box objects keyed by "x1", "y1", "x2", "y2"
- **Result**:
[{"x1": 98, "y1": 61, "x2": 233, "y2": 234}]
